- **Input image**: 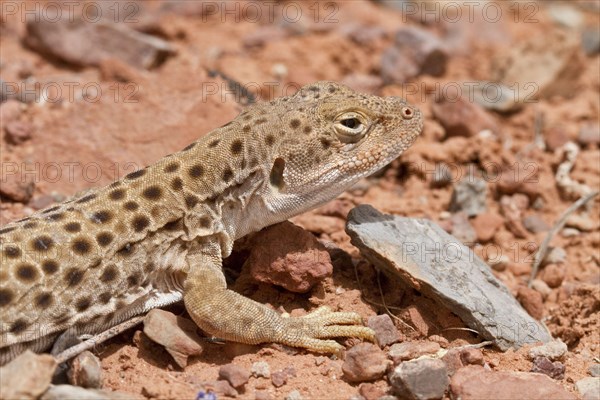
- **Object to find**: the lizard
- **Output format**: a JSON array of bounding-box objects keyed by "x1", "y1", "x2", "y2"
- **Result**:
[{"x1": 0, "y1": 81, "x2": 423, "y2": 365}]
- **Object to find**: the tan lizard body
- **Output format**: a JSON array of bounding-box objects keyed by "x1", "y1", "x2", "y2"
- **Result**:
[{"x1": 0, "y1": 82, "x2": 423, "y2": 365}]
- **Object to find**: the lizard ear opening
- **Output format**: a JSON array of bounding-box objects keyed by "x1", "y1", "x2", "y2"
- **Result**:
[{"x1": 270, "y1": 157, "x2": 286, "y2": 190}]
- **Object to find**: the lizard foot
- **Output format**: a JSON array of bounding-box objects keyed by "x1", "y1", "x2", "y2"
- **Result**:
[{"x1": 277, "y1": 306, "x2": 376, "y2": 354}]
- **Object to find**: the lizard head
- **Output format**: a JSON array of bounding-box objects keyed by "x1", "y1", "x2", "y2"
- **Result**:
[{"x1": 262, "y1": 81, "x2": 423, "y2": 215}]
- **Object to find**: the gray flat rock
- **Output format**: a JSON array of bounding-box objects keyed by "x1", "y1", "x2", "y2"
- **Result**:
[{"x1": 346, "y1": 205, "x2": 551, "y2": 350}]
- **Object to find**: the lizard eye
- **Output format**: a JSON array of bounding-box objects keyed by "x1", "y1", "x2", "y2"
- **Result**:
[
  {"x1": 340, "y1": 118, "x2": 360, "y2": 129},
  {"x1": 334, "y1": 112, "x2": 368, "y2": 143}
]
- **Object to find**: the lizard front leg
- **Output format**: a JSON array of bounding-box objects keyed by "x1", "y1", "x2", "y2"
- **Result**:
[{"x1": 183, "y1": 242, "x2": 375, "y2": 354}]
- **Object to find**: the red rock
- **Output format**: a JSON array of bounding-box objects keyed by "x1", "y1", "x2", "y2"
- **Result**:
[
  {"x1": 0, "y1": 172, "x2": 34, "y2": 203},
  {"x1": 198, "y1": 380, "x2": 237, "y2": 398},
  {"x1": 218, "y1": 364, "x2": 250, "y2": 389},
  {"x1": 460, "y1": 348, "x2": 485, "y2": 366},
  {"x1": 25, "y1": 16, "x2": 175, "y2": 69},
  {"x1": 539, "y1": 264, "x2": 566, "y2": 289},
  {"x1": 492, "y1": 29, "x2": 584, "y2": 101},
  {"x1": 388, "y1": 341, "x2": 441, "y2": 365},
  {"x1": 343, "y1": 24, "x2": 387, "y2": 46},
  {"x1": 450, "y1": 365, "x2": 576, "y2": 400},
  {"x1": 29, "y1": 195, "x2": 56, "y2": 211},
  {"x1": 381, "y1": 27, "x2": 448, "y2": 83},
  {"x1": 4, "y1": 120, "x2": 32, "y2": 144},
  {"x1": 291, "y1": 213, "x2": 344, "y2": 235},
  {"x1": 389, "y1": 358, "x2": 449, "y2": 400},
  {"x1": 578, "y1": 122, "x2": 600, "y2": 147},
  {"x1": 342, "y1": 343, "x2": 390, "y2": 383},
  {"x1": 496, "y1": 164, "x2": 542, "y2": 201},
  {"x1": 0, "y1": 351, "x2": 56, "y2": 400},
  {"x1": 270, "y1": 366, "x2": 296, "y2": 388},
  {"x1": 441, "y1": 348, "x2": 464, "y2": 377},
  {"x1": 545, "y1": 126, "x2": 571, "y2": 152},
  {"x1": 143, "y1": 309, "x2": 203, "y2": 368},
  {"x1": 367, "y1": 314, "x2": 401, "y2": 348},
  {"x1": 242, "y1": 26, "x2": 291, "y2": 47},
  {"x1": 449, "y1": 177, "x2": 488, "y2": 217},
  {"x1": 531, "y1": 356, "x2": 565, "y2": 380},
  {"x1": 450, "y1": 212, "x2": 477, "y2": 244},
  {"x1": 471, "y1": 212, "x2": 504, "y2": 242},
  {"x1": 405, "y1": 305, "x2": 435, "y2": 337},
  {"x1": 523, "y1": 214, "x2": 551, "y2": 233},
  {"x1": 500, "y1": 194, "x2": 530, "y2": 238},
  {"x1": 245, "y1": 221, "x2": 332, "y2": 293},
  {"x1": 432, "y1": 95, "x2": 498, "y2": 138},
  {"x1": 68, "y1": 351, "x2": 102, "y2": 389},
  {"x1": 0, "y1": 100, "x2": 23, "y2": 125},
  {"x1": 509, "y1": 262, "x2": 531, "y2": 276},
  {"x1": 516, "y1": 286, "x2": 545, "y2": 320},
  {"x1": 359, "y1": 383, "x2": 386, "y2": 400},
  {"x1": 341, "y1": 73, "x2": 383, "y2": 94}
]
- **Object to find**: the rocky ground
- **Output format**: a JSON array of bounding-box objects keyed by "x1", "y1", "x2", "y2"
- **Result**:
[{"x1": 0, "y1": 1, "x2": 599, "y2": 399}]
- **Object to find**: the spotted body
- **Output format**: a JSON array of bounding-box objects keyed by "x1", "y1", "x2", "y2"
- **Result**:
[{"x1": 0, "y1": 82, "x2": 423, "y2": 364}]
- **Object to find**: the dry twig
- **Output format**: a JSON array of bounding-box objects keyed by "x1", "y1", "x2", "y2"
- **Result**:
[{"x1": 528, "y1": 190, "x2": 599, "y2": 287}]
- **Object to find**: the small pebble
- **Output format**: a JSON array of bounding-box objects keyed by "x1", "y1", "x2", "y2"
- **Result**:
[
  {"x1": 252, "y1": 361, "x2": 271, "y2": 378},
  {"x1": 460, "y1": 348, "x2": 485, "y2": 366},
  {"x1": 342, "y1": 343, "x2": 390, "y2": 382},
  {"x1": 389, "y1": 341, "x2": 441, "y2": 364},
  {"x1": 389, "y1": 358, "x2": 449, "y2": 399},
  {"x1": 531, "y1": 356, "x2": 565, "y2": 380},
  {"x1": 367, "y1": 314, "x2": 401, "y2": 347},
  {"x1": 542, "y1": 247, "x2": 567, "y2": 266},
  {"x1": 218, "y1": 364, "x2": 250, "y2": 389},
  {"x1": 529, "y1": 340, "x2": 568, "y2": 361},
  {"x1": 68, "y1": 351, "x2": 102, "y2": 389},
  {"x1": 561, "y1": 228, "x2": 580, "y2": 237},
  {"x1": 285, "y1": 389, "x2": 304, "y2": 400},
  {"x1": 576, "y1": 377, "x2": 600, "y2": 400}
]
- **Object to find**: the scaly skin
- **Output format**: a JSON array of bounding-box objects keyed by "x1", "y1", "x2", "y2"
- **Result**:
[{"x1": 0, "y1": 81, "x2": 423, "y2": 365}]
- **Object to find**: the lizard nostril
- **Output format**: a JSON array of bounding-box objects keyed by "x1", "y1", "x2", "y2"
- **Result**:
[{"x1": 401, "y1": 107, "x2": 413, "y2": 119}]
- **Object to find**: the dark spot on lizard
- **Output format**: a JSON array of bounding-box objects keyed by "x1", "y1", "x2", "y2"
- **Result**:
[
  {"x1": 185, "y1": 195, "x2": 199, "y2": 209},
  {"x1": 16, "y1": 263, "x2": 39, "y2": 283},
  {"x1": 222, "y1": 168, "x2": 234, "y2": 182},
  {"x1": 64, "y1": 268, "x2": 84, "y2": 287},
  {"x1": 4, "y1": 245, "x2": 21, "y2": 259},
  {"x1": 189, "y1": 164, "x2": 204, "y2": 179},
  {"x1": 96, "y1": 232, "x2": 114, "y2": 247},
  {"x1": 142, "y1": 186, "x2": 162, "y2": 201},
  {"x1": 41, "y1": 260, "x2": 59, "y2": 275},
  {"x1": 9, "y1": 319, "x2": 28, "y2": 333},
  {"x1": 125, "y1": 169, "x2": 146, "y2": 180},
  {"x1": 91, "y1": 210, "x2": 113, "y2": 224},
  {"x1": 0, "y1": 289, "x2": 14, "y2": 307},
  {"x1": 171, "y1": 178, "x2": 183, "y2": 191},
  {"x1": 132, "y1": 215, "x2": 150, "y2": 232},
  {"x1": 64, "y1": 222, "x2": 81, "y2": 233},
  {"x1": 35, "y1": 292, "x2": 53, "y2": 309},
  {"x1": 75, "y1": 297, "x2": 91, "y2": 312},
  {"x1": 76, "y1": 193, "x2": 97, "y2": 203},
  {"x1": 182, "y1": 142, "x2": 197, "y2": 151},
  {"x1": 123, "y1": 201, "x2": 139, "y2": 211},
  {"x1": 231, "y1": 139, "x2": 243, "y2": 155},
  {"x1": 0, "y1": 227, "x2": 16, "y2": 235},
  {"x1": 99, "y1": 292, "x2": 112, "y2": 304},
  {"x1": 32, "y1": 235, "x2": 54, "y2": 252},
  {"x1": 72, "y1": 237, "x2": 92, "y2": 255},
  {"x1": 109, "y1": 188, "x2": 126, "y2": 201},
  {"x1": 164, "y1": 162, "x2": 180, "y2": 173}
]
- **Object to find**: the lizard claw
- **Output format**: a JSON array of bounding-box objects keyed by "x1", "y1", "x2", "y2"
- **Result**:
[{"x1": 277, "y1": 306, "x2": 376, "y2": 354}]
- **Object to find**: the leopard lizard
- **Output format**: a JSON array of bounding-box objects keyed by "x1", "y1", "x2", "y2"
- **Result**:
[{"x1": 0, "y1": 81, "x2": 423, "y2": 365}]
